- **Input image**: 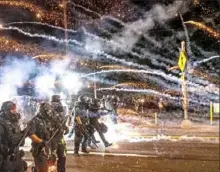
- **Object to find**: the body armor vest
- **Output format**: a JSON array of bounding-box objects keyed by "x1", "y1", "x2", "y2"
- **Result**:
[
  {"x1": 30, "y1": 116, "x2": 52, "y2": 148},
  {"x1": 0, "y1": 117, "x2": 22, "y2": 149}
]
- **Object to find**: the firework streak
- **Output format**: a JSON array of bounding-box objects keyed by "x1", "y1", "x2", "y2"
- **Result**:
[
  {"x1": 1, "y1": 26, "x2": 82, "y2": 46},
  {"x1": 185, "y1": 21, "x2": 220, "y2": 39},
  {"x1": 5, "y1": 22, "x2": 76, "y2": 33}
]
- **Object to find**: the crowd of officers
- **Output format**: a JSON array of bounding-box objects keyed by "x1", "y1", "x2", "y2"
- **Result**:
[{"x1": 0, "y1": 94, "x2": 119, "y2": 172}]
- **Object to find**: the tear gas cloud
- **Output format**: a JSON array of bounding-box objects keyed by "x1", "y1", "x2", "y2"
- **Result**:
[
  {"x1": 0, "y1": 56, "x2": 36, "y2": 103},
  {"x1": 0, "y1": 56, "x2": 82, "y2": 106}
]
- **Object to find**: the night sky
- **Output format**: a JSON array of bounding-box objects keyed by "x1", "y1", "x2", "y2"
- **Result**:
[{"x1": 0, "y1": 0, "x2": 219, "y2": 106}]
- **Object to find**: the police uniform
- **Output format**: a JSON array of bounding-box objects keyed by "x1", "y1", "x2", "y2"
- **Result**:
[
  {"x1": 50, "y1": 95, "x2": 67, "y2": 172},
  {"x1": 0, "y1": 101, "x2": 27, "y2": 172},
  {"x1": 88, "y1": 99, "x2": 112, "y2": 148},
  {"x1": 73, "y1": 96, "x2": 90, "y2": 155},
  {"x1": 28, "y1": 102, "x2": 54, "y2": 172}
]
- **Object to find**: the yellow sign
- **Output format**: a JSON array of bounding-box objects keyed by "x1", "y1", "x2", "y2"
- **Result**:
[
  {"x1": 213, "y1": 103, "x2": 219, "y2": 113},
  {"x1": 178, "y1": 51, "x2": 187, "y2": 72}
]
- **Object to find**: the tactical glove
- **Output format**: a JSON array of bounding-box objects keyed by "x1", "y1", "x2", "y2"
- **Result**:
[
  {"x1": 41, "y1": 140, "x2": 48, "y2": 147},
  {"x1": 64, "y1": 126, "x2": 69, "y2": 135}
]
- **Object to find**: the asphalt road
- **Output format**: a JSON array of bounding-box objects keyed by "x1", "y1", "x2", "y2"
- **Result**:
[{"x1": 25, "y1": 140, "x2": 219, "y2": 172}]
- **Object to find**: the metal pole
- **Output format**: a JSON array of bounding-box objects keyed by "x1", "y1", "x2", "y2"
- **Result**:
[
  {"x1": 155, "y1": 112, "x2": 158, "y2": 125},
  {"x1": 210, "y1": 101, "x2": 213, "y2": 125},
  {"x1": 142, "y1": 102, "x2": 144, "y2": 113},
  {"x1": 94, "y1": 75, "x2": 97, "y2": 98},
  {"x1": 94, "y1": 62, "x2": 97, "y2": 98},
  {"x1": 181, "y1": 41, "x2": 189, "y2": 120},
  {"x1": 63, "y1": 0, "x2": 68, "y2": 52}
]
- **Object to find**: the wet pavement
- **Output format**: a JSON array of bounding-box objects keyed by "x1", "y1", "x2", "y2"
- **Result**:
[{"x1": 25, "y1": 140, "x2": 219, "y2": 172}]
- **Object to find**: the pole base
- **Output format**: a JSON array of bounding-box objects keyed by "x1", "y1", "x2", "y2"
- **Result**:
[{"x1": 180, "y1": 119, "x2": 192, "y2": 129}]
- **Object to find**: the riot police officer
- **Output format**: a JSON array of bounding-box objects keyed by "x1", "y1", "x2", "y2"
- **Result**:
[
  {"x1": 50, "y1": 95, "x2": 68, "y2": 172},
  {"x1": 28, "y1": 102, "x2": 55, "y2": 172},
  {"x1": 88, "y1": 98, "x2": 112, "y2": 148},
  {"x1": 73, "y1": 95, "x2": 90, "y2": 156},
  {"x1": 0, "y1": 101, "x2": 27, "y2": 172}
]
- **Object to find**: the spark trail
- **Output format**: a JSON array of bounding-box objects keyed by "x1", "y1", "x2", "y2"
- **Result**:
[
  {"x1": 68, "y1": 1, "x2": 102, "y2": 18},
  {"x1": 83, "y1": 69, "x2": 219, "y2": 96},
  {"x1": 194, "y1": 55, "x2": 220, "y2": 65},
  {"x1": 32, "y1": 54, "x2": 64, "y2": 60},
  {"x1": 99, "y1": 65, "x2": 128, "y2": 70},
  {"x1": 97, "y1": 87, "x2": 178, "y2": 100},
  {"x1": 97, "y1": 87, "x2": 210, "y2": 106},
  {"x1": 1, "y1": 26, "x2": 82, "y2": 46},
  {"x1": 5, "y1": 22, "x2": 76, "y2": 33},
  {"x1": 0, "y1": 1, "x2": 43, "y2": 16},
  {"x1": 185, "y1": 21, "x2": 220, "y2": 39},
  {"x1": 0, "y1": 1, "x2": 62, "y2": 22},
  {"x1": 0, "y1": 36, "x2": 55, "y2": 57},
  {"x1": 82, "y1": 69, "x2": 182, "y2": 85},
  {"x1": 112, "y1": 82, "x2": 152, "y2": 89}
]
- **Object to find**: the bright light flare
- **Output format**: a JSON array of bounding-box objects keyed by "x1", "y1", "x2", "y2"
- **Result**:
[
  {"x1": 62, "y1": 73, "x2": 82, "y2": 94},
  {"x1": 101, "y1": 116, "x2": 139, "y2": 143},
  {"x1": 36, "y1": 13, "x2": 41, "y2": 19},
  {"x1": 35, "y1": 74, "x2": 55, "y2": 98},
  {"x1": 48, "y1": 164, "x2": 56, "y2": 172}
]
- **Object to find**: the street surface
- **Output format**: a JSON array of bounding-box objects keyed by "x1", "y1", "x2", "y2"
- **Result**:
[{"x1": 25, "y1": 140, "x2": 219, "y2": 172}]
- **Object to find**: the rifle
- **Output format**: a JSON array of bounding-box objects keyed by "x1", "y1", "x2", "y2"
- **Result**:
[
  {"x1": 35, "y1": 115, "x2": 70, "y2": 157},
  {"x1": 47, "y1": 115, "x2": 70, "y2": 143},
  {"x1": 79, "y1": 123, "x2": 98, "y2": 148},
  {"x1": 11, "y1": 125, "x2": 31, "y2": 162}
]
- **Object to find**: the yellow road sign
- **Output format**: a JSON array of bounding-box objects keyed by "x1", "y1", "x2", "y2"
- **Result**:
[
  {"x1": 213, "y1": 103, "x2": 219, "y2": 113},
  {"x1": 178, "y1": 51, "x2": 187, "y2": 72}
]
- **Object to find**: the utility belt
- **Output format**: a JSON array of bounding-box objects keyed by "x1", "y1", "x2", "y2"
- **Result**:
[
  {"x1": 31, "y1": 144, "x2": 50, "y2": 157},
  {"x1": 0, "y1": 152, "x2": 27, "y2": 172}
]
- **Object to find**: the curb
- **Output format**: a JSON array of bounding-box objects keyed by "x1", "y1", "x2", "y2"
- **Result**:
[{"x1": 130, "y1": 135, "x2": 219, "y2": 139}]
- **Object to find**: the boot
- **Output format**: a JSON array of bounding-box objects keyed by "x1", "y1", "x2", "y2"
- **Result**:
[
  {"x1": 81, "y1": 148, "x2": 89, "y2": 154},
  {"x1": 104, "y1": 142, "x2": 112, "y2": 148},
  {"x1": 91, "y1": 134, "x2": 100, "y2": 144},
  {"x1": 89, "y1": 144, "x2": 97, "y2": 149},
  {"x1": 73, "y1": 151, "x2": 80, "y2": 156}
]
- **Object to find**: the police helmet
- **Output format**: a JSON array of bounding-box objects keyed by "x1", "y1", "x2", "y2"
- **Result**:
[
  {"x1": 1, "y1": 101, "x2": 20, "y2": 121},
  {"x1": 78, "y1": 95, "x2": 90, "y2": 103},
  {"x1": 51, "y1": 95, "x2": 61, "y2": 102},
  {"x1": 1, "y1": 101, "x2": 16, "y2": 113},
  {"x1": 91, "y1": 98, "x2": 100, "y2": 104}
]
